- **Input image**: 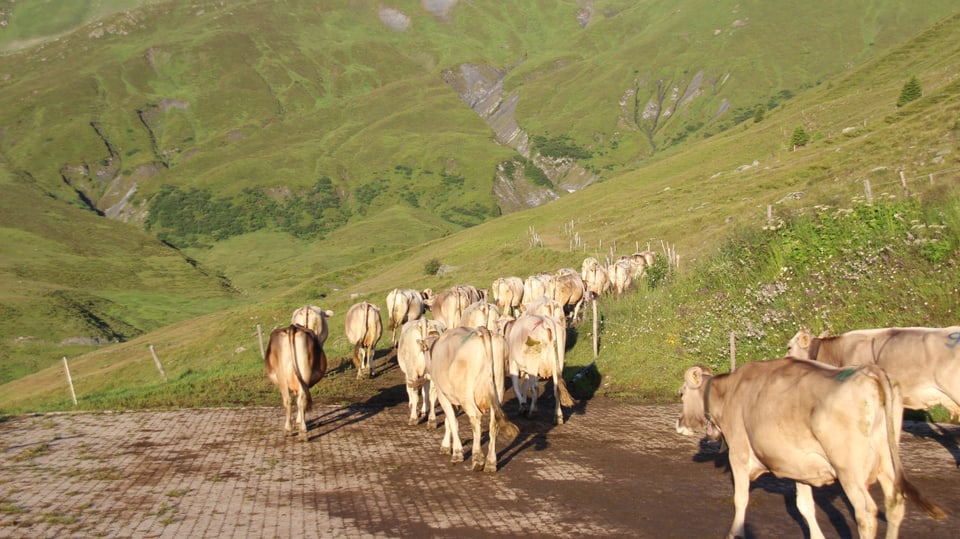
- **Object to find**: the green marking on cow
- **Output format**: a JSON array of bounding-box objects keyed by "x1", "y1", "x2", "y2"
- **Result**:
[{"x1": 835, "y1": 367, "x2": 863, "y2": 382}]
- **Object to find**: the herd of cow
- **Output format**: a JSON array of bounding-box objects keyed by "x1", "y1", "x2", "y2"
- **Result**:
[{"x1": 263, "y1": 248, "x2": 960, "y2": 537}]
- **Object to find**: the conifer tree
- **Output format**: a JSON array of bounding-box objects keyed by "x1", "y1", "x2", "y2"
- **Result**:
[
  {"x1": 897, "y1": 76, "x2": 922, "y2": 107},
  {"x1": 790, "y1": 126, "x2": 810, "y2": 149}
]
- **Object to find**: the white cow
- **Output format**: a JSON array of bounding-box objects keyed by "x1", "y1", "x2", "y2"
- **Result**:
[
  {"x1": 460, "y1": 300, "x2": 501, "y2": 331},
  {"x1": 491, "y1": 276, "x2": 525, "y2": 317},
  {"x1": 396, "y1": 318, "x2": 445, "y2": 426},
  {"x1": 420, "y1": 326, "x2": 520, "y2": 472},
  {"x1": 386, "y1": 288, "x2": 426, "y2": 347},
  {"x1": 290, "y1": 305, "x2": 334, "y2": 346},
  {"x1": 504, "y1": 313, "x2": 574, "y2": 425},
  {"x1": 345, "y1": 301, "x2": 383, "y2": 379}
]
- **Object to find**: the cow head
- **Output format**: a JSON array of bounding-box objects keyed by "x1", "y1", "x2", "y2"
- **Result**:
[
  {"x1": 676, "y1": 366, "x2": 719, "y2": 440},
  {"x1": 787, "y1": 328, "x2": 815, "y2": 359}
]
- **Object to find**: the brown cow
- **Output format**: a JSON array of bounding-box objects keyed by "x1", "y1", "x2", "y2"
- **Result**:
[
  {"x1": 345, "y1": 301, "x2": 383, "y2": 379},
  {"x1": 290, "y1": 305, "x2": 334, "y2": 346},
  {"x1": 420, "y1": 326, "x2": 519, "y2": 472},
  {"x1": 504, "y1": 313, "x2": 574, "y2": 425},
  {"x1": 788, "y1": 326, "x2": 960, "y2": 419},
  {"x1": 264, "y1": 324, "x2": 328, "y2": 439},
  {"x1": 677, "y1": 358, "x2": 944, "y2": 538}
]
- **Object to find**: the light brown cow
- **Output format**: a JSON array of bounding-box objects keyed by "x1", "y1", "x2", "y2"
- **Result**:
[
  {"x1": 788, "y1": 326, "x2": 960, "y2": 419},
  {"x1": 420, "y1": 326, "x2": 520, "y2": 472},
  {"x1": 264, "y1": 324, "x2": 328, "y2": 439},
  {"x1": 523, "y1": 273, "x2": 552, "y2": 306},
  {"x1": 581, "y1": 258, "x2": 611, "y2": 299},
  {"x1": 396, "y1": 317, "x2": 445, "y2": 426},
  {"x1": 504, "y1": 313, "x2": 574, "y2": 425},
  {"x1": 345, "y1": 301, "x2": 383, "y2": 379},
  {"x1": 385, "y1": 288, "x2": 426, "y2": 347},
  {"x1": 426, "y1": 285, "x2": 478, "y2": 329},
  {"x1": 491, "y1": 276, "x2": 525, "y2": 317},
  {"x1": 609, "y1": 259, "x2": 634, "y2": 295},
  {"x1": 290, "y1": 305, "x2": 334, "y2": 346},
  {"x1": 460, "y1": 299, "x2": 501, "y2": 331},
  {"x1": 522, "y1": 296, "x2": 566, "y2": 328},
  {"x1": 677, "y1": 358, "x2": 944, "y2": 539},
  {"x1": 545, "y1": 269, "x2": 586, "y2": 324}
]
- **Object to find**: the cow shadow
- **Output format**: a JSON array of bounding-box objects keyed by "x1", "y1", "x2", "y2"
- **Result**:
[
  {"x1": 692, "y1": 439, "x2": 868, "y2": 539},
  {"x1": 902, "y1": 417, "x2": 960, "y2": 467},
  {"x1": 493, "y1": 376, "x2": 594, "y2": 470}
]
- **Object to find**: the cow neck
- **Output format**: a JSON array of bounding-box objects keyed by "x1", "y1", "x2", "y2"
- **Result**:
[
  {"x1": 808, "y1": 337, "x2": 821, "y2": 361},
  {"x1": 702, "y1": 374, "x2": 716, "y2": 426}
]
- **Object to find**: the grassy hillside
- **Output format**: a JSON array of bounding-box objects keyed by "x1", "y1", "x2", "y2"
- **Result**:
[{"x1": 1, "y1": 7, "x2": 958, "y2": 414}]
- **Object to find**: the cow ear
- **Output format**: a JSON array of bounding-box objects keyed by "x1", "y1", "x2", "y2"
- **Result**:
[
  {"x1": 325, "y1": 310, "x2": 334, "y2": 318},
  {"x1": 797, "y1": 332, "x2": 810, "y2": 348},
  {"x1": 685, "y1": 366, "x2": 704, "y2": 388}
]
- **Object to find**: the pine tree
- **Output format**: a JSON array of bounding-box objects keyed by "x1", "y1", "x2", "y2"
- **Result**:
[
  {"x1": 897, "y1": 76, "x2": 922, "y2": 108},
  {"x1": 790, "y1": 126, "x2": 810, "y2": 149}
]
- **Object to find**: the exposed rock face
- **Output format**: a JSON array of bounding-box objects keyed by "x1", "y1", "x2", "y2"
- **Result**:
[{"x1": 442, "y1": 62, "x2": 598, "y2": 212}]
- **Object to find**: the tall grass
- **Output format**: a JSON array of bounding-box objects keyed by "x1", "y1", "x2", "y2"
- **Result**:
[{"x1": 568, "y1": 186, "x2": 960, "y2": 411}]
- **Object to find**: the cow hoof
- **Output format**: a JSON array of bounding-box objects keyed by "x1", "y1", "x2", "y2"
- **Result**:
[
  {"x1": 440, "y1": 446, "x2": 450, "y2": 456},
  {"x1": 450, "y1": 453, "x2": 464, "y2": 464},
  {"x1": 408, "y1": 418, "x2": 419, "y2": 427},
  {"x1": 483, "y1": 462, "x2": 497, "y2": 473},
  {"x1": 471, "y1": 459, "x2": 485, "y2": 472},
  {"x1": 555, "y1": 416, "x2": 564, "y2": 426}
]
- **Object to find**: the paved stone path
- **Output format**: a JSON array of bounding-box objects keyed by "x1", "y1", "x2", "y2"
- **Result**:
[{"x1": 2, "y1": 399, "x2": 960, "y2": 538}]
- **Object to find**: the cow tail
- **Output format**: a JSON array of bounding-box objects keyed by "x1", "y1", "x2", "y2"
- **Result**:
[
  {"x1": 482, "y1": 328, "x2": 519, "y2": 441},
  {"x1": 388, "y1": 290, "x2": 399, "y2": 330},
  {"x1": 554, "y1": 323, "x2": 574, "y2": 407},
  {"x1": 290, "y1": 327, "x2": 312, "y2": 411},
  {"x1": 875, "y1": 367, "x2": 945, "y2": 520}
]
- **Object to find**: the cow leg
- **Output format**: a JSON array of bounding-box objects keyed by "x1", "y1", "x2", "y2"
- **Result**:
[
  {"x1": 367, "y1": 344, "x2": 375, "y2": 378},
  {"x1": 295, "y1": 388, "x2": 309, "y2": 440},
  {"x1": 484, "y1": 408, "x2": 500, "y2": 473},
  {"x1": 436, "y1": 393, "x2": 463, "y2": 462},
  {"x1": 469, "y1": 413, "x2": 485, "y2": 472},
  {"x1": 405, "y1": 383, "x2": 420, "y2": 426},
  {"x1": 877, "y1": 470, "x2": 905, "y2": 539},
  {"x1": 727, "y1": 464, "x2": 750, "y2": 539},
  {"x1": 553, "y1": 373, "x2": 564, "y2": 425},
  {"x1": 352, "y1": 346, "x2": 363, "y2": 379},
  {"x1": 526, "y1": 375, "x2": 539, "y2": 417},
  {"x1": 510, "y1": 373, "x2": 528, "y2": 414},
  {"x1": 837, "y1": 472, "x2": 878, "y2": 539},
  {"x1": 794, "y1": 483, "x2": 826, "y2": 539},
  {"x1": 281, "y1": 388, "x2": 293, "y2": 434},
  {"x1": 425, "y1": 381, "x2": 439, "y2": 429}
]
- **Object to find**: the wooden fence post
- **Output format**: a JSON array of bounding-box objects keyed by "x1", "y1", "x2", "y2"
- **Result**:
[
  {"x1": 63, "y1": 357, "x2": 77, "y2": 406},
  {"x1": 257, "y1": 323, "x2": 265, "y2": 359},
  {"x1": 864, "y1": 179, "x2": 873, "y2": 203},
  {"x1": 149, "y1": 345, "x2": 168, "y2": 382},
  {"x1": 900, "y1": 170, "x2": 910, "y2": 198},
  {"x1": 729, "y1": 332, "x2": 737, "y2": 372},
  {"x1": 592, "y1": 298, "x2": 599, "y2": 359}
]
